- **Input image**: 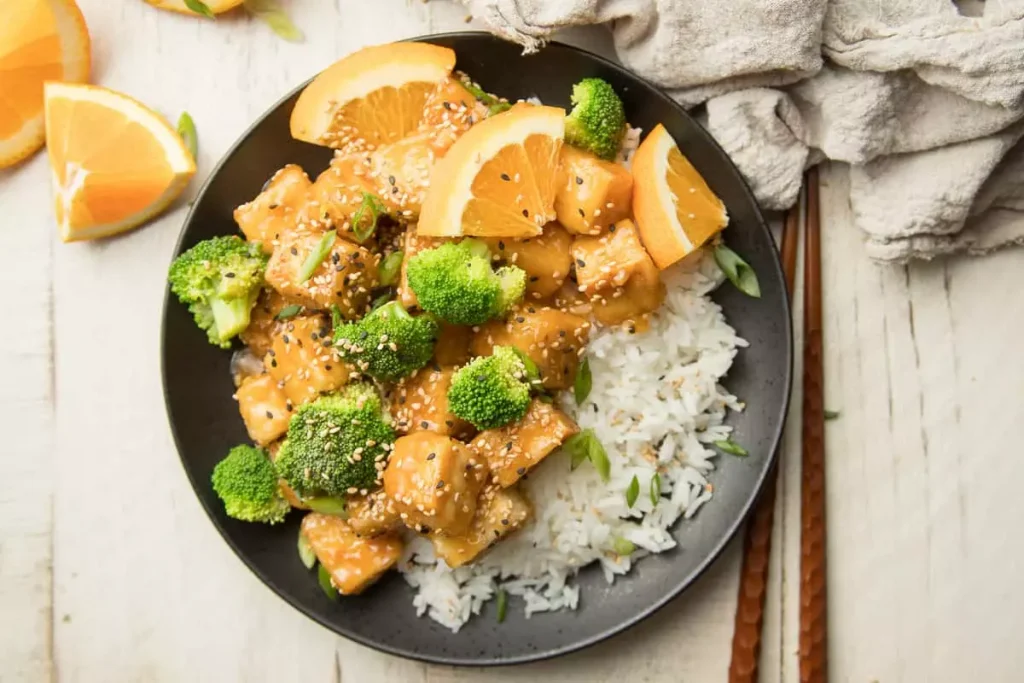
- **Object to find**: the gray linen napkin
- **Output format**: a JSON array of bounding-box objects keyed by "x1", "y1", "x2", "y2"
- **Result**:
[{"x1": 462, "y1": 0, "x2": 1024, "y2": 262}]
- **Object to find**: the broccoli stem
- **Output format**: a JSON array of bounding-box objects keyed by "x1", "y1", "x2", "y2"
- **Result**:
[{"x1": 209, "y1": 297, "x2": 252, "y2": 341}]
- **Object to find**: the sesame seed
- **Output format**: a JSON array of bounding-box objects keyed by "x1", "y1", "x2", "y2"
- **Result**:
[
  {"x1": 575, "y1": 176, "x2": 583, "y2": 185},
  {"x1": 500, "y1": 173, "x2": 511, "y2": 182}
]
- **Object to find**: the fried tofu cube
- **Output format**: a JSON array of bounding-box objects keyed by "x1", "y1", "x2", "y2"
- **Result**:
[
  {"x1": 345, "y1": 489, "x2": 401, "y2": 537},
  {"x1": 421, "y1": 77, "x2": 486, "y2": 144},
  {"x1": 240, "y1": 288, "x2": 304, "y2": 358},
  {"x1": 264, "y1": 314, "x2": 351, "y2": 406},
  {"x1": 234, "y1": 164, "x2": 312, "y2": 253},
  {"x1": 299, "y1": 153, "x2": 376, "y2": 239},
  {"x1": 397, "y1": 226, "x2": 449, "y2": 310},
  {"x1": 392, "y1": 366, "x2": 473, "y2": 438},
  {"x1": 471, "y1": 306, "x2": 590, "y2": 390},
  {"x1": 431, "y1": 485, "x2": 532, "y2": 568},
  {"x1": 383, "y1": 432, "x2": 487, "y2": 535},
  {"x1": 433, "y1": 323, "x2": 471, "y2": 366},
  {"x1": 471, "y1": 400, "x2": 578, "y2": 487},
  {"x1": 235, "y1": 374, "x2": 291, "y2": 445},
  {"x1": 265, "y1": 232, "x2": 377, "y2": 316},
  {"x1": 589, "y1": 258, "x2": 665, "y2": 327},
  {"x1": 554, "y1": 146, "x2": 632, "y2": 236},
  {"x1": 300, "y1": 513, "x2": 402, "y2": 595},
  {"x1": 483, "y1": 222, "x2": 573, "y2": 300},
  {"x1": 571, "y1": 219, "x2": 654, "y2": 293}
]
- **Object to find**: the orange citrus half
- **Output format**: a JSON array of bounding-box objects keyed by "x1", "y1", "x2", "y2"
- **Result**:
[
  {"x1": 142, "y1": 0, "x2": 244, "y2": 15},
  {"x1": 290, "y1": 42, "x2": 457, "y2": 151},
  {"x1": 0, "y1": 0, "x2": 90, "y2": 168},
  {"x1": 631, "y1": 124, "x2": 728, "y2": 269},
  {"x1": 44, "y1": 82, "x2": 196, "y2": 242},
  {"x1": 417, "y1": 104, "x2": 565, "y2": 238}
]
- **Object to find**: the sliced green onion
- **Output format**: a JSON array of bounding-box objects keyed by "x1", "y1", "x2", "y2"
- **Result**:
[
  {"x1": 650, "y1": 473, "x2": 661, "y2": 506},
  {"x1": 461, "y1": 80, "x2": 496, "y2": 105},
  {"x1": 317, "y1": 563, "x2": 339, "y2": 601},
  {"x1": 370, "y1": 290, "x2": 394, "y2": 311},
  {"x1": 714, "y1": 243, "x2": 761, "y2": 298},
  {"x1": 330, "y1": 304, "x2": 344, "y2": 329},
  {"x1": 242, "y1": 0, "x2": 304, "y2": 42},
  {"x1": 305, "y1": 496, "x2": 348, "y2": 517},
  {"x1": 714, "y1": 439, "x2": 749, "y2": 457},
  {"x1": 184, "y1": 0, "x2": 215, "y2": 17},
  {"x1": 352, "y1": 193, "x2": 385, "y2": 243},
  {"x1": 488, "y1": 102, "x2": 512, "y2": 117},
  {"x1": 296, "y1": 230, "x2": 336, "y2": 283},
  {"x1": 611, "y1": 536, "x2": 635, "y2": 556},
  {"x1": 511, "y1": 347, "x2": 541, "y2": 385},
  {"x1": 297, "y1": 530, "x2": 316, "y2": 569},
  {"x1": 275, "y1": 304, "x2": 303, "y2": 320},
  {"x1": 824, "y1": 410, "x2": 841, "y2": 421},
  {"x1": 588, "y1": 434, "x2": 611, "y2": 483},
  {"x1": 495, "y1": 588, "x2": 508, "y2": 623},
  {"x1": 378, "y1": 251, "x2": 404, "y2": 286},
  {"x1": 176, "y1": 112, "x2": 198, "y2": 160},
  {"x1": 564, "y1": 429, "x2": 609, "y2": 481},
  {"x1": 565, "y1": 432, "x2": 589, "y2": 471},
  {"x1": 574, "y1": 357, "x2": 592, "y2": 404},
  {"x1": 625, "y1": 475, "x2": 639, "y2": 508}
]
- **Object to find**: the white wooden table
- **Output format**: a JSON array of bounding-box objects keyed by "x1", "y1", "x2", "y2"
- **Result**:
[{"x1": 4, "y1": 1, "x2": 1024, "y2": 681}]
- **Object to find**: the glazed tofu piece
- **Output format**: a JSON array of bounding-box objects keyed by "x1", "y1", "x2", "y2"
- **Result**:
[
  {"x1": 397, "y1": 226, "x2": 449, "y2": 310},
  {"x1": 554, "y1": 146, "x2": 632, "y2": 235},
  {"x1": 471, "y1": 400, "x2": 579, "y2": 487},
  {"x1": 240, "y1": 288, "x2": 304, "y2": 358},
  {"x1": 433, "y1": 323, "x2": 472, "y2": 366},
  {"x1": 483, "y1": 222, "x2": 573, "y2": 300},
  {"x1": 420, "y1": 77, "x2": 486, "y2": 145},
  {"x1": 234, "y1": 164, "x2": 312, "y2": 252},
  {"x1": 589, "y1": 259, "x2": 665, "y2": 328},
  {"x1": 265, "y1": 231, "x2": 377, "y2": 316},
  {"x1": 299, "y1": 153, "x2": 376, "y2": 240},
  {"x1": 264, "y1": 314, "x2": 352, "y2": 406},
  {"x1": 571, "y1": 219, "x2": 654, "y2": 293},
  {"x1": 383, "y1": 432, "x2": 487, "y2": 535},
  {"x1": 392, "y1": 366, "x2": 473, "y2": 438},
  {"x1": 431, "y1": 485, "x2": 532, "y2": 568},
  {"x1": 300, "y1": 513, "x2": 403, "y2": 595},
  {"x1": 345, "y1": 489, "x2": 401, "y2": 537},
  {"x1": 235, "y1": 374, "x2": 291, "y2": 445},
  {"x1": 471, "y1": 306, "x2": 590, "y2": 390}
]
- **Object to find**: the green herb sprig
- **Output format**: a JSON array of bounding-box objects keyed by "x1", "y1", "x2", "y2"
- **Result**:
[{"x1": 714, "y1": 243, "x2": 761, "y2": 298}]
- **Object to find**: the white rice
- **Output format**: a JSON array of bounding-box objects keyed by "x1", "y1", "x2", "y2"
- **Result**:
[{"x1": 397, "y1": 249, "x2": 746, "y2": 631}]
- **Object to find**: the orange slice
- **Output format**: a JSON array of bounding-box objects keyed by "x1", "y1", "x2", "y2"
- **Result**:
[
  {"x1": 631, "y1": 124, "x2": 728, "y2": 269},
  {"x1": 0, "y1": 0, "x2": 90, "y2": 169},
  {"x1": 418, "y1": 104, "x2": 565, "y2": 238},
  {"x1": 142, "y1": 0, "x2": 243, "y2": 15},
  {"x1": 44, "y1": 82, "x2": 196, "y2": 242},
  {"x1": 290, "y1": 42, "x2": 456, "y2": 151}
]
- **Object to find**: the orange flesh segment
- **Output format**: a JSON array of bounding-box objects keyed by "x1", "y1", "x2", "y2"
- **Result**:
[
  {"x1": 665, "y1": 145, "x2": 727, "y2": 250},
  {"x1": 332, "y1": 81, "x2": 438, "y2": 150}
]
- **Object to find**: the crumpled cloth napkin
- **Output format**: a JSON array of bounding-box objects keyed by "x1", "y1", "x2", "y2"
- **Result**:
[{"x1": 463, "y1": 0, "x2": 1024, "y2": 262}]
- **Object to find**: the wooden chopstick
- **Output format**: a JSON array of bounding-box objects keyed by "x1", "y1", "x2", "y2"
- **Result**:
[
  {"x1": 727, "y1": 191, "x2": 802, "y2": 683},
  {"x1": 799, "y1": 166, "x2": 827, "y2": 682}
]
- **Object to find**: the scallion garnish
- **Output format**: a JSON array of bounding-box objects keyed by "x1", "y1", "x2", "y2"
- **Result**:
[
  {"x1": 611, "y1": 536, "x2": 635, "y2": 556},
  {"x1": 574, "y1": 356, "x2": 592, "y2": 404},
  {"x1": 330, "y1": 304, "x2": 344, "y2": 329},
  {"x1": 496, "y1": 588, "x2": 508, "y2": 623},
  {"x1": 713, "y1": 438, "x2": 749, "y2": 457},
  {"x1": 370, "y1": 290, "x2": 394, "y2": 311},
  {"x1": 650, "y1": 472, "x2": 661, "y2": 506},
  {"x1": 625, "y1": 475, "x2": 639, "y2": 508},
  {"x1": 184, "y1": 0, "x2": 215, "y2": 17},
  {"x1": 511, "y1": 347, "x2": 541, "y2": 386},
  {"x1": 296, "y1": 230, "x2": 336, "y2": 282},
  {"x1": 824, "y1": 410, "x2": 840, "y2": 421},
  {"x1": 564, "y1": 429, "x2": 610, "y2": 482},
  {"x1": 488, "y1": 102, "x2": 512, "y2": 117},
  {"x1": 176, "y1": 112, "x2": 198, "y2": 160},
  {"x1": 242, "y1": 0, "x2": 304, "y2": 42},
  {"x1": 317, "y1": 563, "x2": 339, "y2": 601},
  {"x1": 352, "y1": 193, "x2": 385, "y2": 243},
  {"x1": 714, "y1": 243, "x2": 761, "y2": 298},
  {"x1": 297, "y1": 530, "x2": 316, "y2": 569},
  {"x1": 378, "y1": 251, "x2": 404, "y2": 286},
  {"x1": 304, "y1": 496, "x2": 348, "y2": 517},
  {"x1": 275, "y1": 304, "x2": 303, "y2": 320}
]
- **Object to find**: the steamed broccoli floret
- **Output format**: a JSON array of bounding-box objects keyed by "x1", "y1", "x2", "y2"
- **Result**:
[
  {"x1": 406, "y1": 239, "x2": 526, "y2": 325},
  {"x1": 211, "y1": 445, "x2": 290, "y2": 524},
  {"x1": 333, "y1": 301, "x2": 438, "y2": 382},
  {"x1": 168, "y1": 235, "x2": 268, "y2": 349},
  {"x1": 447, "y1": 346, "x2": 532, "y2": 430},
  {"x1": 564, "y1": 78, "x2": 627, "y2": 161},
  {"x1": 274, "y1": 384, "x2": 395, "y2": 498}
]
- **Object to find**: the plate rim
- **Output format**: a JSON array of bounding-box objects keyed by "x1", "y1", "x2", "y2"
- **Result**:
[{"x1": 160, "y1": 30, "x2": 793, "y2": 667}]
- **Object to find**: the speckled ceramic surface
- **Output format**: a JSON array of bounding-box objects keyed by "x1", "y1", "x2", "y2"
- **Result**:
[{"x1": 161, "y1": 32, "x2": 792, "y2": 666}]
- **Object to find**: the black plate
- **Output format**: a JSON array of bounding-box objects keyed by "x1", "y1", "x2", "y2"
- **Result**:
[{"x1": 161, "y1": 32, "x2": 792, "y2": 666}]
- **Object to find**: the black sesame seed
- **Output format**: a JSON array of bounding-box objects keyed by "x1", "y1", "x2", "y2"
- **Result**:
[
  {"x1": 559, "y1": 330, "x2": 566, "y2": 337},
  {"x1": 290, "y1": 247, "x2": 298, "y2": 256},
  {"x1": 420, "y1": 525, "x2": 431, "y2": 534},
  {"x1": 388, "y1": 175, "x2": 396, "y2": 185},
  {"x1": 500, "y1": 173, "x2": 511, "y2": 182},
  {"x1": 421, "y1": 421, "x2": 430, "y2": 429},
  {"x1": 516, "y1": 467, "x2": 526, "y2": 475},
  {"x1": 529, "y1": 276, "x2": 539, "y2": 282},
  {"x1": 268, "y1": 203, "x2": 280, "y2": 210},
  {"x1": 575, "y1": 176, "x2": 583, "y2": 185},
  {"x1": 436, "y1": 480, "x2": 445, "y2": 489},
  {"x1": 443, "y1": 101, "x2": 453, "y2": 111},
  {"x1": 576, "y1": 258, "x2": 586, "y2": 267},
  {"x1": 224, "y1": 272, "x2": 235, "y2": 278},
  {"x1": 265, "y1": 410, "x2": 274, "y2": 419},
  {"x1": 286, "y1": 401, "x2": 293, "y2": 412},
  {"x1": 267, "y1": 349, "x2": 276, "y2": 357},
  {"x1": 336, "y1": 264, "x2": 345, "y2": 272},
  {"x1": 426, "y1": 452, "x2": 436, "y2": 460},
  {"x1": 271, "y1": 359, "x2": 278, "y2": 368},
  {"x1": 515, "y1": 316, "x2": 525, "y2": 323},
  {"x1": 527, "y1": 307, "x2": 535, "y2": 313},
  {"x1": 608, "y1": 224, "x2": 616, "y2": 232},
  {"x1": 445, "y1": 420, "x2": 454, "y2": 427},
  {"x1": 498, "y1": 240, "x2": 505, "y2": 250},
  {"x1": 522, "y1": 209, "x2": 529, "y2": 217},
  {"x1": 578, "y1": 208, "x2": 585, "y2": 217},
  {"x1": 500, "y1": 518, "x2": 509, "y2": 526},
  {"x1": 505, "y1": 442, "x2": 513, "y2": 451},
  {"x1": 325, "y1": 364, "x2": 332, "y2": 371},
  {"x1": 311, "y1": 332, "x2": 319, "y2": 341},
  {"x1": 282, "y1": 334, "x2": 290, "y2": 344},
  {"x1": 392, "y1": 186, "x2": 398, "y2": 194}
]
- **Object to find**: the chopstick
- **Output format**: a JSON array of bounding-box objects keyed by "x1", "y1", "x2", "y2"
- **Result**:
[
  {"x1": 799, "y1": 167, "x2": 827, "y2": 682},
  {"x1": 727, "y1": 191, "x2": 802, "y2": 683}
]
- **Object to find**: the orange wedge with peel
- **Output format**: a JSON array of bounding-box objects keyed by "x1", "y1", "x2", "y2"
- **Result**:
[
  {"x1": 142, "y1": 0, "x2": 243, "y2": 15},
  {"x1": 0, "y1": 0, "x2": 90, "y2": 169},
  {"x1": 631, "y1": 124, "x2": 728, "y2": 269},
  {"x1": 418, "y1": 104, "x2": 565, "y2": 238},
  {"x1": 290, "y1": 42, "x2": 457, "y2": 151},
  {"x1": 44, "y1": 82, "x2": 196, "y2": 242}
]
